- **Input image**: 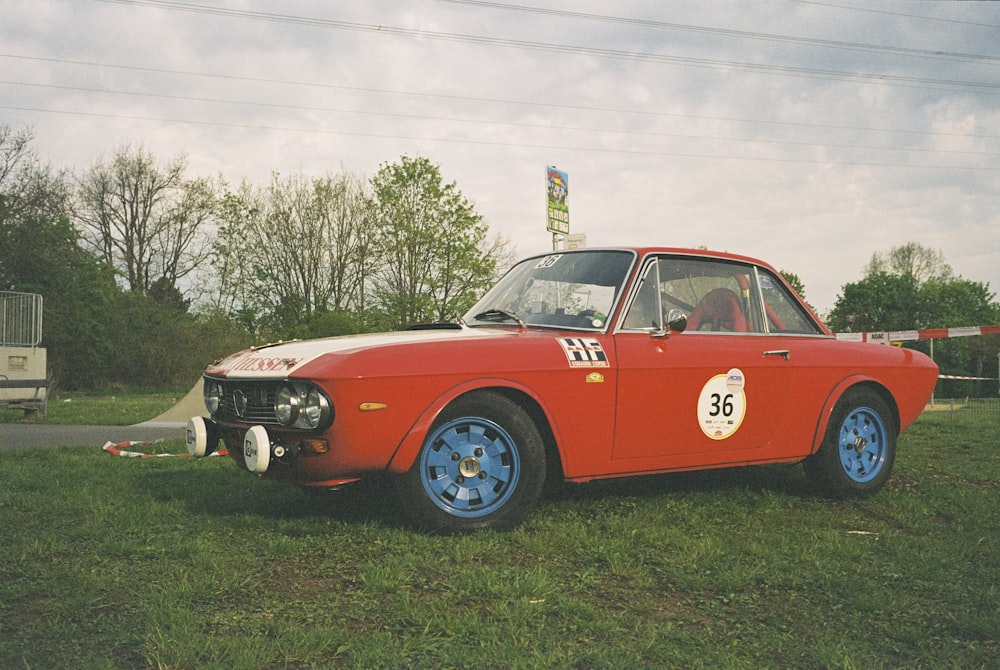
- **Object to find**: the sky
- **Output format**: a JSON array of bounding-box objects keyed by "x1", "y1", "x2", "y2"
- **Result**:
[{"x1": 2, "y1": 0, "x2": 999, "y2": 316}]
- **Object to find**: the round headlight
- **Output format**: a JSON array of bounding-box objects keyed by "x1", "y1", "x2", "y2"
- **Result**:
[
  {"x1": 204, "y1": 380, "x2": 224, "y2": 415},
  {"x1": 274, "y1": 384, "x2": 300, "y2": 426},
  {"x1": 302, "y1": 388, "x2": 327, "y2": 429}
]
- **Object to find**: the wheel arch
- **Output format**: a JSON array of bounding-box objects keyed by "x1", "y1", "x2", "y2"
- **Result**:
[
  {"x1": 809, "y1": 376, "x2": 900, "y2": 457},
  {"x1": 385, "y1": 379, "x2": 564, "y2": 477}
]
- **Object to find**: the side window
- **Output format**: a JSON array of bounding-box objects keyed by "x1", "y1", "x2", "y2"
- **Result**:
[
  {"x1": 621, "y1": 256, "x2": 774, "y2": 334},
  {"x1": 661, "y1": 258, "x2": 763, "y2": 333},
  {"x1": 758, "y1": 270, "x2": 822, "y2": 335}
]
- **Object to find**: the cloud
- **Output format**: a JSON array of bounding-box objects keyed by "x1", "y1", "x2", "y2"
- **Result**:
[{"x1": 2, "y1": 0, "x2": 998, "y2": 314}]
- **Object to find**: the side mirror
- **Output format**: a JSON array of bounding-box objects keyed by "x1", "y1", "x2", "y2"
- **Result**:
[
  {"x1": 666, "y1": 309, "x2": 687, "y2": 333},
  {"x1": 652, "y1": 309, "x2": 687, "y2": 338}
]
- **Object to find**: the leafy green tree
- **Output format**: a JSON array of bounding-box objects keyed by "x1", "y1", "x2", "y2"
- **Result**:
[
  {"x1": 100, "y1": 291, "x2": 253, "y2": 387},
  {"x1": 287, "y1": 309, "x2": 362, "y2": 340},
  {"x1": 209, "y1": 172, "x2": 373, "y2": 337},
  {"x1": 2, "y1": 127, "x2": 245, "y2": 390},
  {"x1": 369, "y1": 155, "x2": 512, "y2": 329},
  {"x1": 864, "y1": 242, "x2": 952, "y2": 283},
  {"x1": 779, "y1": 271, "x2": 805, "y2": 299},
  {"x1": 779, "y1": 270, "x2": 819, "y2": 314},
  {"x1": 0, "y1": 124, "x2": 120, "y2": 389},
  {"x1": 828, "y1": 243, "x2": 999, "y2": 398},
  {"x1": 826, "y1": 272, "x2": 924, "y2": 333},
  {"x1": 919, "y1": 277, "x2": 999, "y2": 397}
]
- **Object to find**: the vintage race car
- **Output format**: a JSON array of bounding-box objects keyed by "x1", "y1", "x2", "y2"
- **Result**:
[{"x1": 187, "y1": 247, "x2": 938, "y2": 532}]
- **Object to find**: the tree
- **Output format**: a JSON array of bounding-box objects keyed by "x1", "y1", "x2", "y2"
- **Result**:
[
  {"x1": 0, "y1": 123, "x2": 120, "y2": 388},
  {"x1": 209, "y1": 171, "x2": 373, "y2": 336},
  {"x1": 920, "y1": 277, "x2": 999, "y2": 397},
  {"x1": 0, "y1": 124, "x2": 33, "y2": 192},
  {"x1": 864, "y1": 242, "x2": 952, "y2": 283},
  {"x1": 153, "y1": 174, "x2": 216, "y2": 304},
  {"x1": 826, "y1": 272, "x2": 924, "y2": 333},
  {"x1": 828, "y1": 242, "x2": 999, "y2": 398},
  {"x1": 779, "y1": 270, "x2": 818, "y2": 313},
  {"x1": 829, "y1": 243, "x2": 991, "y2": 334},
  {"x1": 369, "y1": 156, "x2": 512, "y2": 329},
  {"x1": 76, "y1": 145, "x2": 214, "y2": 301},
  {"x1": 779, "y1": 271, "x2": 806, "y2": 299}
]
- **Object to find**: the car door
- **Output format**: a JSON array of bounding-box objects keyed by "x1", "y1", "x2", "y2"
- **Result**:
[{"x1": 611, "y1": 255, "x2": 808, "y2": 467}]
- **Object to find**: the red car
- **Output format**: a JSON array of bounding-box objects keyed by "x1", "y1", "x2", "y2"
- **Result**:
[{"x1": 187, "y1": 247, "x2": 938, "y2": 532}]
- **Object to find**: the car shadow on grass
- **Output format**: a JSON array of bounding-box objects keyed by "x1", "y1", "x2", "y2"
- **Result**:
[
  {"x1": 547, "y1": 462, "x2": 815, "y2": 503},
  {"x1": 137, "y1": 466, "x2": 408, "y2": 529},
  {"x1": 138, "y1": 459, "x2": 816, "y2": 532}
]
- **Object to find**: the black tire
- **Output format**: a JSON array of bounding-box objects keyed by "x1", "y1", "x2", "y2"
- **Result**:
[
  {"x1": 804, "y1": 388, "x2": 897, "y2": 498},
  {"x1": 395, "y1": 391, "x2": 546, "y2": 533}
]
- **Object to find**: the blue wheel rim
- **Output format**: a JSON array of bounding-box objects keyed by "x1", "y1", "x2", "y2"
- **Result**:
[
  {"x1": 837, "y1": 406, "x2": 888, "y2": 483},
  {"x1": 419, "y1": 417, "x2": 521, "y2": 518}
]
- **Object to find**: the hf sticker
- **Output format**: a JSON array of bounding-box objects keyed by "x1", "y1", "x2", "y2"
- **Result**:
[
  {"x1": 697, "y1": 368, "x2": 747, "y2": 440},
  {"x1": 558, "y1": 337, "x2": 609, "y2": 368}
]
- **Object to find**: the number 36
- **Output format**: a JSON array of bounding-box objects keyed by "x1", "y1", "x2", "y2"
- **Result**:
[{"x1": 709, "y1": 393, "x2": 734, "y2": 417}]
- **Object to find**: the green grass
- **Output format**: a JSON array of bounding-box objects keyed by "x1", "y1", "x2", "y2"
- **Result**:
[
  {"x1": 1, "y1": 413, "x2": 997, "y2": 669},
  {"x1": 0, "y1": 390, "x2": 183, "y2": 425}
]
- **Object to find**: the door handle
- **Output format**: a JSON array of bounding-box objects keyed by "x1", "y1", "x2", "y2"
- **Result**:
[{"x1": 763, "y1": 350, "x2": 791, "y2": 360}]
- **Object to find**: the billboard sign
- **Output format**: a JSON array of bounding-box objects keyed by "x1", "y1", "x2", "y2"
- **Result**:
[{"x1": 546, "y1": 166, "x2": 569, "y2": 235}]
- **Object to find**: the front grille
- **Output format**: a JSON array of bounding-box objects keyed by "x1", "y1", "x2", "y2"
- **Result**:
[{"x1": 214, "y1": 380, "x2": 281, "y2": 425}]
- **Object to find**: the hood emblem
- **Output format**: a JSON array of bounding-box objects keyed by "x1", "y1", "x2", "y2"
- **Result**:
[{"x1": 233, "y1": 389, "x2": 248, "y2": 417}]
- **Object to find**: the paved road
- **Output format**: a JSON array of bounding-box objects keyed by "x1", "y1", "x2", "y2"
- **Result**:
[{"x1": 0, "y1": 422, "x2": 187, "y2": 450}]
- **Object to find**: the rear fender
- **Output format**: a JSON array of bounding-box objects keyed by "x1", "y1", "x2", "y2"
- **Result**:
[
  {"x1": 809, "y1": 375, "x2": 899, "y2": 456},
  {"x1": 385, "y1": 378, "x2": 560, "y2": 475}
]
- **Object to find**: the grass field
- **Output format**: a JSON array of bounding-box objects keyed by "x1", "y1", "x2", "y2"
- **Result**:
[{"x1": 1, "y1": 403, "x2": 997, "y2": 668}]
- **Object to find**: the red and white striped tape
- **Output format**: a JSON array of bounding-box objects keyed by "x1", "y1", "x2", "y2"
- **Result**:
[
  {"x1": 835, "y1": 324, "x2": 1000, "y2": 382},
  {"x1": 836, "y1": 324, "x2": 1000, "y2": 344},
  {"x1": 102, "y1": 440, "x2": 229, "y2": 458}
]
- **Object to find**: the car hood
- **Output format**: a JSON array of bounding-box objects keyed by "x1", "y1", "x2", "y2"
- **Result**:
[{"x1": 206, "y1": 327, "x2": 518, "y2": 379}]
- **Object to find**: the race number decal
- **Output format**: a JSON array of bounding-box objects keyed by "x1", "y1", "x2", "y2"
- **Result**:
[
  {"x1": 697, "y1": 368, "x2": 746, "y2": 440},
  {"x1": 534, "y1": 254, "x2": 563, "y2": 269}
]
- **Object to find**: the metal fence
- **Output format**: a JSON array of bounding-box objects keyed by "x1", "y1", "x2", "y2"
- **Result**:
[
  {"x1": 0, "y1": 291, "x2": 43, "y2": 346},
  {"x1": 922, "y1": 397, "x2": 1000, "y2": 424}
]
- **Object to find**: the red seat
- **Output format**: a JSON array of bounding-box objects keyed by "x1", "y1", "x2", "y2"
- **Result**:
[{"x1": 687, "y1": 288, "x2": 747, "y2": 332}]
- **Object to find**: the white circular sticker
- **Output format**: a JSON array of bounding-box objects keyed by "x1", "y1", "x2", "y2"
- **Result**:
[{"x1": 697, "y1": 368, "x2": 747, "y2": 440}]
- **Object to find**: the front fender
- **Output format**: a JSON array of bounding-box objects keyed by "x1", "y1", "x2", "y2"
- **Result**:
[
  {"x1": 808, "y1": 374, "x2": 898, "y2": 456},
  {"x1": 385, "y1": 377, "x2": 561, "y2": 475}
]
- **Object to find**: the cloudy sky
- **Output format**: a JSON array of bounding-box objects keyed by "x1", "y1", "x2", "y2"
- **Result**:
[{"x1": 3, "y1": 0, "x2": 999, "y2": 315}]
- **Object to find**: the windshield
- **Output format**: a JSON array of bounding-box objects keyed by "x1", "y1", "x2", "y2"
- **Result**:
[{"x1": 464, "y1": 250, "x2": 635, "y2": 331}]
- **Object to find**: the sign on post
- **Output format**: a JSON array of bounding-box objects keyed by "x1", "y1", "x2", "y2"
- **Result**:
[{"x1": 546, "y1": 166, "x2": 569, "y2": 235}]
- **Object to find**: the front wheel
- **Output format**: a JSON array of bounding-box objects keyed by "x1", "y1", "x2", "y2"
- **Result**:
[
  {"x1": 804, "y1": 388, "x2": 897, "y2": 498},
  {"x1": 395, "y1": 391, "x2": 546, "y2": 532}
]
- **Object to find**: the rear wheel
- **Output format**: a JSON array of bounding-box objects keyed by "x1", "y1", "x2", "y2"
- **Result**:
[
  {"x1": 395, "y1": 391, "x2": 546, "y2": 532},
  {"x1": 804, "y1": 388, "x2": 896, "y2": 497}
]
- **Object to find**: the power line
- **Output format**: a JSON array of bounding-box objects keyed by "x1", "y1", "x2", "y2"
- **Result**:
[
  {"x1": 790, "y1": 0, "x2": 1000, "y2": 30},
  {"x1": 4, "y1": 3, "x2": 995, "y2": 172},
  {"x1": 5, "y1": 79, "x2": 1000, "y2": 158},
  {"x1": 440, "y1": 0, "x2": 1000, "y2": 65},
  {"x1": 3, "y1": 53, "x2": 997, "y2": 144},
  {"x1": 3, "y1": 104, "x2": 997, "y2": 171},
  {"x1": 93, "y1": 0, "x2": 1000, "y2": 93}
]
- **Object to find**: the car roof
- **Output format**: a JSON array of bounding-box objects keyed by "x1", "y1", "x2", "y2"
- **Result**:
[{"x1": 524, "y1": 246, "x2": 780, "y2": 272}]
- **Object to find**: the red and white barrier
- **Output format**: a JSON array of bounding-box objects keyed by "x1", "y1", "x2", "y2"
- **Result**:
[
  {"x1": 836, "y1": 324, "x2": 1000, "y2": 344},
  {"x1": 836, "y1": 324, "x2": 1000, "y2": 383},
  {"x1": 102, "y1": 440, "x2": 228, "y2": 458}
]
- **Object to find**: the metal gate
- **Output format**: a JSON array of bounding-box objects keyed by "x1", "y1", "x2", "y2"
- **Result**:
[{"x1": 1, "y1": 291, "x2": 43, "y2": 346}]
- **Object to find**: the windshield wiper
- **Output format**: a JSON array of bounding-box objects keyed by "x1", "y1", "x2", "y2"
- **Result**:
[{"x1": 472, "y1": 308, "x2": 525, "y2": 328}]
